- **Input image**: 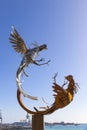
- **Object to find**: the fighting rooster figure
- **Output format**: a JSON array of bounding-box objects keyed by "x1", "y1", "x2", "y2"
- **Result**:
[
  {"x1": 9, "y1": 27, "x2": 50, "y2": 100},
  {"x1": 47, "y1": 75, "x2": 78, "y2": 114}
]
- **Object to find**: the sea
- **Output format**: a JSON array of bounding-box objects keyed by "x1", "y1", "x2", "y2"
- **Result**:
[{"x1": 45, "y1": 124, "x2": 87, "y2": 130}]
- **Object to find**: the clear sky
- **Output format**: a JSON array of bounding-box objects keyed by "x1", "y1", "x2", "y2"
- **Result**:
[{"x1": 0, "y1": 0, "x2": 87, "y2": 123}]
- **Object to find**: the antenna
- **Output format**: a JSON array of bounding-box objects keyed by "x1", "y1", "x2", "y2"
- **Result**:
[
  {"x1": 0, "y1": 110, "x2": 2, "y2": 124},
  {"x1": 26, "y1": 113, "x2": 30, "y2": 124}
]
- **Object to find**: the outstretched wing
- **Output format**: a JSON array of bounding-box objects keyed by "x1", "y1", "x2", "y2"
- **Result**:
[{"x1": 9, "y1": 27, "x2": 28, "y2": 54}]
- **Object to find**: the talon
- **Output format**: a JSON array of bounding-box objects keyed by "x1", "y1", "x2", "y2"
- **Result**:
[
  {"x1": 40, "y1": 58, "x2": 45, "y2": 61},
  {"x1": 23, "y1": 69, "x2": 29, "y2": 77},
  {"x1": 47, "y1": 60, "x2": 51, "y2": 64}
]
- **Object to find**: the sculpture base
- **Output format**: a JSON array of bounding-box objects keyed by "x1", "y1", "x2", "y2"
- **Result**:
[{"x1": 32, "y1": 114, "x2": 44, "y2": 130}]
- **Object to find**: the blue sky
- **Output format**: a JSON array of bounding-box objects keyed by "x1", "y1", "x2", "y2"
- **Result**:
[{"x1": 0, "y1": 0, "x2": 87, "y2": 123}]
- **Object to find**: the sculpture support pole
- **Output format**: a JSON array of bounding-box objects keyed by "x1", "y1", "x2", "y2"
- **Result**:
[{"x1": 32, "y1": 114, "x2": 44, "y2": 130}]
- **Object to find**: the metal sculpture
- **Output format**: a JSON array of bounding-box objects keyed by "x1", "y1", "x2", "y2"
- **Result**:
[
  {"x1": 17, "y1": 74, "x2": 78, "y2": 115},
  {"x1": 9, "y1": 27, "x2": 78, "y2": 130},
  {"x1": 9, "y1": 27, "x2": 50, "y2": 100}
]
